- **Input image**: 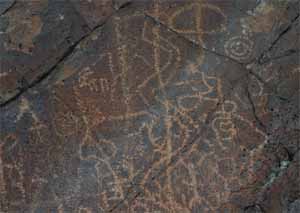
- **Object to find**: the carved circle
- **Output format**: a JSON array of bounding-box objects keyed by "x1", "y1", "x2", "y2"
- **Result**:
[{"x1": 224, "y1": 36, "x2": 254, "y2": 61}]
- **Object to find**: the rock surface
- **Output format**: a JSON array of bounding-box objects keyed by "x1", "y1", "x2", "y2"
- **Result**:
[{"x1": 0, "y1": 0, "x2": 299, "y2": 212}]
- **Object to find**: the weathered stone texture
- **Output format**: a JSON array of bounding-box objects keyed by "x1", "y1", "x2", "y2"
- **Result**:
[{"x1": 0, "y1": 0, "x2": 299, "y2": 212}]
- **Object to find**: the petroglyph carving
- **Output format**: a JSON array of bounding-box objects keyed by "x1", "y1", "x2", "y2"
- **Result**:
[
  {"x1": 78, "y1": 137, "x2": 126, "y2": 210},
  {"x1": 78, "y1": 67, "x2": 110, "y2": 93},
  {"x1": 213, "y1": 100, "x2": 267, "y2": 151},
  {"x1": 168, "y1": 2, "x2": 226, "y2": 44},
  {"x1": 176, "y1": 72, "x2": 220, "y2": 111},
  {"x1": 212, "y1": 101, "x2": 238, "y2": 145},
  {"x1": 224, "y1": 36, "x2": 254, "y2": 61},
  {"x1": 1, "y1": 0, "x2": 298, "y2": 211}
]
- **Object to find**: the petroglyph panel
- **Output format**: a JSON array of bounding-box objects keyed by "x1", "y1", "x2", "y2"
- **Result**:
[
  {"x1": 144, "y1": 0, "x2": 300, "y2": 63},
  {"x1": 0, "y1": 0, "x2": 112, "y2": 106},
  {"x1": 0, "y1": 0, "x2": 299, "y2": 212}
]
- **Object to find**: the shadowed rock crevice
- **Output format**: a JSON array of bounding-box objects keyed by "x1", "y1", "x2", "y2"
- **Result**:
[
  {"x1": 0, "y1": 0, "x2": 135, "y2": 108},
  {"x1": 257, "y1": 12, "x2": 300, "y2": 64},
  {"x1": 0, "y1": 0, "x2": 15, "y2": 16}
]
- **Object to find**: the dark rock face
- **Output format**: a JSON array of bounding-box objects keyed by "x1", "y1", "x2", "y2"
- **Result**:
[{"x1": 0, "y1": 0, "x2": 299, "y2": 212}]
